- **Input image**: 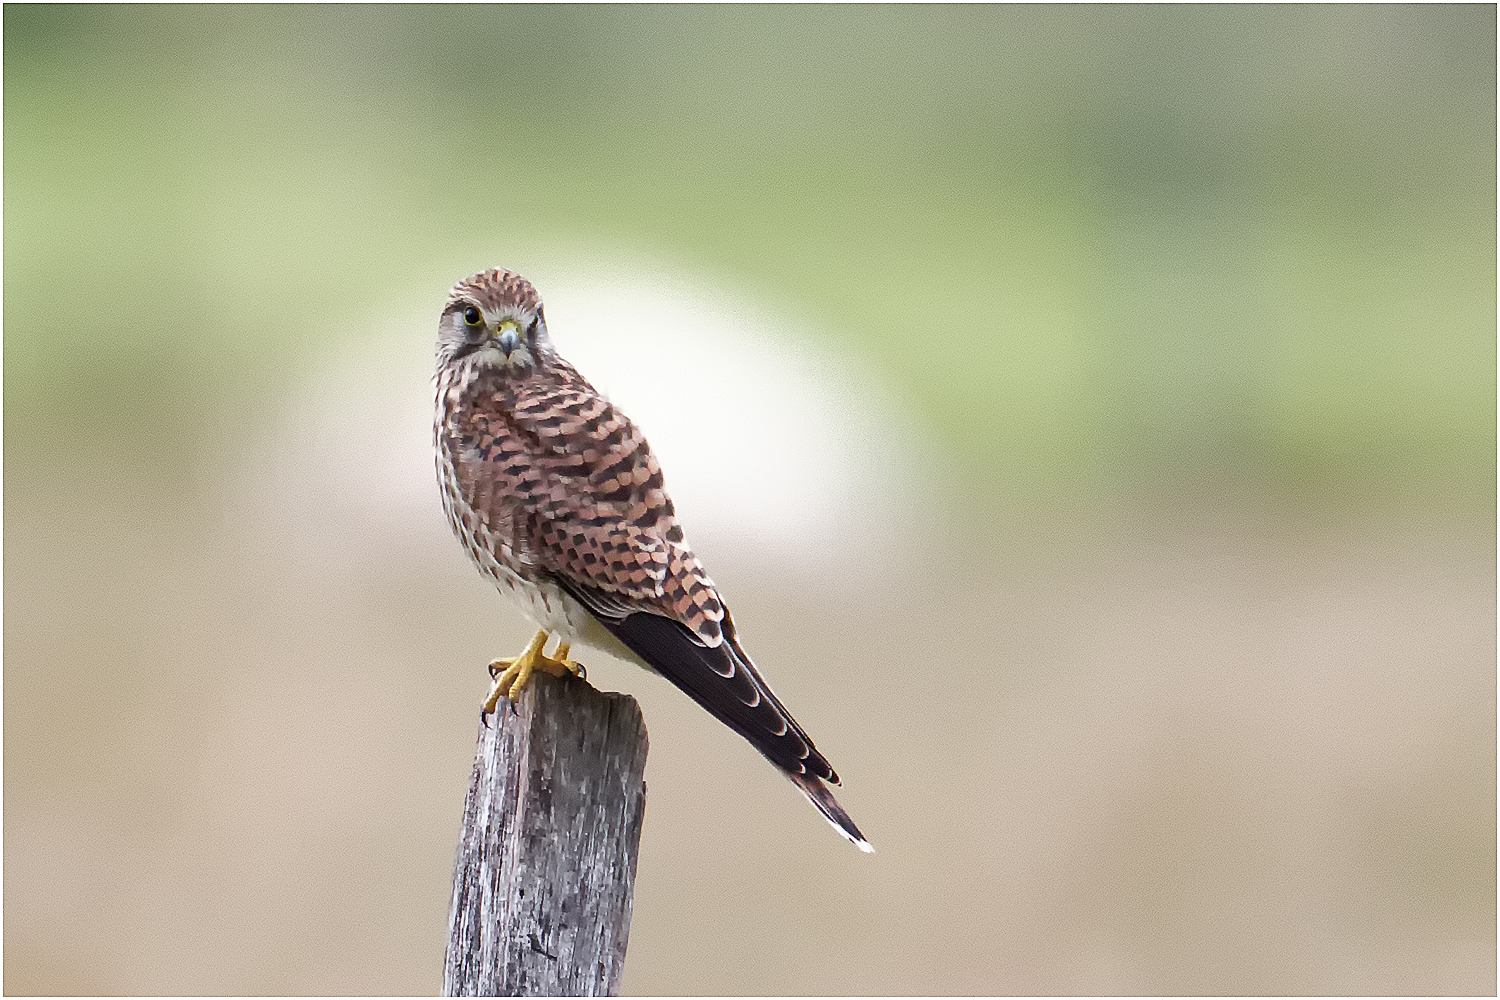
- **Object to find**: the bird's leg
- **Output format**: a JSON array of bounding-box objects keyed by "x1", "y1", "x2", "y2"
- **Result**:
[
  {"x1": 549, "y1": 642, "x2": 586, "y2": 680},
  {"x1": 483, "y1": 630, "x2": 548, "y2": 715},
  {"x1": 486, "y1": 635, "x2": 586, "y2": 683},
  {"x1": 483, "y1": 630, "x2": 586, "y2": 714}
]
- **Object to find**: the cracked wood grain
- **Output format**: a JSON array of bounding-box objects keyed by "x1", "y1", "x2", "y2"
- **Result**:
[{"x1": 443, "y1": 672, "x2": 649, "y2": 997}]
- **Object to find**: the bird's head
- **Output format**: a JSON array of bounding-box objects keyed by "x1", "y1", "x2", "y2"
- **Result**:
[{"x1": 436, "y1": 268, "x2": 555, "y2": 376}]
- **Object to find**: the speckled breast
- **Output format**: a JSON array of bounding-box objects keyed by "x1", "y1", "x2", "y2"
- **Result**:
[{"x1": 434, "y1": 372, "x2": 583, "y2": 640}]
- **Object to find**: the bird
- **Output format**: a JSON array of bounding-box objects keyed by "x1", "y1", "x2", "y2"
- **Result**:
[{"x1": 433, "y1": 267, "x2": 871, "y2": 852}]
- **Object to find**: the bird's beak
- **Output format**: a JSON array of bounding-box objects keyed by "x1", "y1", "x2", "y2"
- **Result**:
[{"x1": 495, "y1": 322, "x2": 520, "y2": 357}]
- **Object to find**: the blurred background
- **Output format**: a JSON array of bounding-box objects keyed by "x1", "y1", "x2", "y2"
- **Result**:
[{"x1": 5, "y1": 6, "x2": 1494, "y2": 995}]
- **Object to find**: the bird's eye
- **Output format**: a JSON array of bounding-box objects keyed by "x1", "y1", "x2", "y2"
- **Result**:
[{"x1": 463, "y1": 306, "x2": 482, "y2": 327}]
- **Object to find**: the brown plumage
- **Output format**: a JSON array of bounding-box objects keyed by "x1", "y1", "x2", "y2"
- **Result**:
[{"x1": 433, "y1": 267, "x2": 870, "y2": 851}]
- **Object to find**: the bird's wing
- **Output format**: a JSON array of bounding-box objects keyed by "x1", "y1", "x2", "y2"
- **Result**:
[
  {"x1": 563, "y1": 579, "x2": 839, "y2": 783},
  {"x1": 449, "y1": 371, "x2": 673, "y2": 604},
  {"x1": 450, "y1": 368, "x2": 838, "y2": 783}
]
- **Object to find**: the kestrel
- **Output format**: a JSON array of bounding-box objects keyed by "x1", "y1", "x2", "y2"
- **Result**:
[{"x1": 434, "y1": 267, "x2": 871, "y2": 852}]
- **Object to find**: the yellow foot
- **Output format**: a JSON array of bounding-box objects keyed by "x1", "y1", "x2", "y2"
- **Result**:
[{"x1": 482, "y1": 632, "x2": 586, "y2": 716}]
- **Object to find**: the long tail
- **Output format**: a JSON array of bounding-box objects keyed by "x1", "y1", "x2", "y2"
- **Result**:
[{"x1": 788, "y1": 772, "x2": 874, "y2": 853}]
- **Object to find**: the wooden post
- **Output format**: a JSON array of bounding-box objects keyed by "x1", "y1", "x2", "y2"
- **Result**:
[{"x1": 443, "y1": 672, "x2": 649, "y2": 998}]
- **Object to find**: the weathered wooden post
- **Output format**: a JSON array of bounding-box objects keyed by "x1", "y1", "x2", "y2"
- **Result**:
[{"x1": 443, "y1": 672, "x2": 649, "y2": 997}]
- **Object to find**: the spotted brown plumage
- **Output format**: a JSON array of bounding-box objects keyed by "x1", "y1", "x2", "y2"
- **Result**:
[{"x1": 434, "y1": 267, "x2": 870, "y2": 851}]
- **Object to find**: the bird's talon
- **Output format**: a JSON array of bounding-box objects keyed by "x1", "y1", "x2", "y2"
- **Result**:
[
  {"x1": 549, "y1": 643, "x2": 586, "y2": 680},
  {"x1": 479, "y1": 634, "x2": 588, "y2": 713}
]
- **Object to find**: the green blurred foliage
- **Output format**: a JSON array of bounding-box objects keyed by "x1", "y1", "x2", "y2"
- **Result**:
[{"x1": 6, "y1": 5, "x2": 1495, "y2": 509}]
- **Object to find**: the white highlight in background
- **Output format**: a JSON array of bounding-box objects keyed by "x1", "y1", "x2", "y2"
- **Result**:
[{"x1": 248, "y1": 259, "x2": 933, "y2": 582}]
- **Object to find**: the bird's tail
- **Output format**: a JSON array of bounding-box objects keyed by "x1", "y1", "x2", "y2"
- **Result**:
[{"x1": 788, "y1": 772, "x2": 874, "y2": 853}]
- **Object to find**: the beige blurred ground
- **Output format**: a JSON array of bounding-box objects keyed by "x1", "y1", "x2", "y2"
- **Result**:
[{"x1": 5, "y1": 444, "x2": 1493, "y2": 995}]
